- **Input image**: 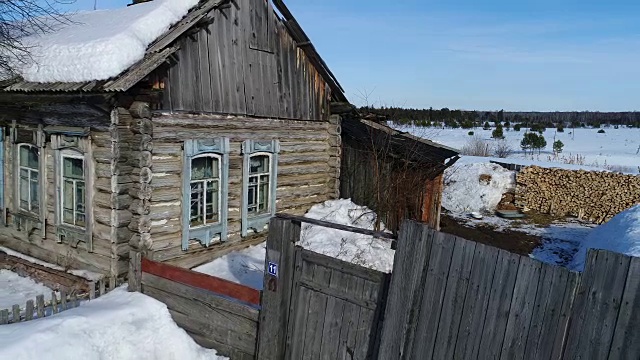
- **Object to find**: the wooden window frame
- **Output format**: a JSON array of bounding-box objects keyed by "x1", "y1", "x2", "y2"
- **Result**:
[
  {"x1": 241, "y1": 139, "x2": 279, "y2": 237},
  {"x1": 59, "y1": 150, "x2": 86, "y2": 230},
  {"x1": 51, "y1": 134, "x2": 93, "y2": 252},
  {"x1": 189, "y1": 153, "x2": 222, "y2": 229},
  {"x1": 182, "y1": 138, "x2": 230, "y2": 250},
  {"x1": 16, "y1": 143, "x2": 41, "y2": 216}
]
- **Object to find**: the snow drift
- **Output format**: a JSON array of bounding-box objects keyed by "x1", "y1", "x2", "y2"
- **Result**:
[
  {"x1": 6, "y1": 0, "x2": 199, "y2": 83},
  {"x1": 569, "y1": 204, "x2": 640, "y2": 271},
  {"x1": 442, "y1": 162, "x2": 516, "y2": 213},
  {"x1": 0, "y1": 287, "x2": 226, "y2": 360}
]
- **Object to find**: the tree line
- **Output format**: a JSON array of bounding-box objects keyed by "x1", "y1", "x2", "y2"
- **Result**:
[{"x1": 362, "y1": 106, "x2": 640, "y2": 128}]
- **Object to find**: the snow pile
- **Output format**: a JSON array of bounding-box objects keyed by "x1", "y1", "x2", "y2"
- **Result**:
[
  {"x1": 299, "y1": 199, "x2": 395, "y2": 273},
  {"x1": 442, "y1": 162, "x2": 516, "y2": 213},
  {"x1": 0, "y1": 270, "x2": 55, "y2": 308},
  {"x1": 194, "y1": 243, "x2": 266, "y2": 290},
  {"x1": 7, "y1": 0, "x2": 199, "y2": 83},
  {"x1": 0, "y1": 287, "x2": 227, "y2": 360},
  {"x1": 569, "y1": 204, "x2": 640, "y2": 271}
]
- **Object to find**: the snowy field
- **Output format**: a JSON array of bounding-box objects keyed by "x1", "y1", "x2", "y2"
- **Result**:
[
  {"x1": 0, "y1": 287, "x2": 227, "y2": 360},
  {"x1": 0, "y1": 270, "x2": 56, "y2": 309},
  {"x1": 398, "y1": 125, "x2": 640, "y2": 173}
]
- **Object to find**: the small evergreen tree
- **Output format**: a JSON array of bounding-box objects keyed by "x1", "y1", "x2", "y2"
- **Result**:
[
  {"x1": 598, "y1": 129, "x2": 606, "y2": 134},
  {"x1": 557, "y1": 124, "x2": 564, "y2": 132},
  {"x1": 483, "y1": 121, "x2": 491, "y2": 130},
  {"x1": 534, "y1": 134, "x2": 547, "y2": 154},
  {"x1": 468, "y1": 131, "x2": 474, "y2": 136},
  {"x1": 492, "y1": 124, "x2": 505, "y2": 139},
  {"x1": 513, "y1": 123, "x2": 522, "y2": 131},
  {"x1": 553, "y1": 140, "x2": 564, "y2": 154}
]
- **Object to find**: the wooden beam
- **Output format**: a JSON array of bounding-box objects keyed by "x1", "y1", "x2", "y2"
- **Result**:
[
  {"x1": 141, "y1": 257, "x2": 261, "y2": 306},
  {"x1": 275, "y1": 213, "x2": 396, "y2": 240}
]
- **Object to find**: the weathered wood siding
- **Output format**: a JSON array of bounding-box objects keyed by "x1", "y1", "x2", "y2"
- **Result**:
[
  {"x1": 163, "y1": 0, "x2": 330, "y2": 120},
  {"x1": 146, "y1": 112, "x2": 340, "y2": 266},
  {"x1": 0, "y1": 118, "x2": 128, "y2": 279}
]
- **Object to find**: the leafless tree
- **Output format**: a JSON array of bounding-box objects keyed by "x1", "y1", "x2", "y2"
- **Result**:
[
  {"x1": 0, "y1": 0, "x2": 74, "y2": 78},
  {"x1": 461, "y1": 135, "x2": 492, "y2": 157},
  {"x1": 492, "y1": 139, "x2": 513, "y2": 158}
]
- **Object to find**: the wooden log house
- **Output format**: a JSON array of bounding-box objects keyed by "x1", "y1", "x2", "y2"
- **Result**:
[{"x1": 0, "y1": 0, "x2": 458, "y2": 281}]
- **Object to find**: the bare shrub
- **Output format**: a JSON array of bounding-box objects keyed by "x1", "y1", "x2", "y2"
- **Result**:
[
  {"x1": 492, "y1": 139, "x2": 513, "y2": 158},
  {"x1": 461, "y1": 135, "x2": 492, "y2": 157}
]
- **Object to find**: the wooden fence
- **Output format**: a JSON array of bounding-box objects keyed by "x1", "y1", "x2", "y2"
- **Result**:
[
  {"x1": 0, "y1": 277, "x2": 112, "y2": 324},
  {"x1": 137, "y1": 257, "x2": 261, "y2": 360},
  {"x1": 379, "y1": 220, "x2": 640, "y2": 360}
]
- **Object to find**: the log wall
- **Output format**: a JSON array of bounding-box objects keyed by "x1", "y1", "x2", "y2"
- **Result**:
[
  {"x1": 516, "y1": 166, "x2": 640, "y2": 223},
  {"x1": 0, "y1": 116, "x2": 127, "y2": 279},
  {"x1": 145, "y1": 112, "x2": 340, "y2": 267}
]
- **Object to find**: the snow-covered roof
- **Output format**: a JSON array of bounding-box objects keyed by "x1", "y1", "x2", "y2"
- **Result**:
[{"x1": 6, "y1": 0, "x2": 200, "y2": 84}]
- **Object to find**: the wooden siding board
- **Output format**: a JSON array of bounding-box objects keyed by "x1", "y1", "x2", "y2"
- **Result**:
[
  {"x1": 197, "y1": 29, "x2": 214, "y2": 112},
  {"x1": 608, "y1": 256, "x2": 640, "y2": 359}
]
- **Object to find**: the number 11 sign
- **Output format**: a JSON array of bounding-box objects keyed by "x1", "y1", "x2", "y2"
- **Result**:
[{"x1": 268, "y1": 262, "x2": 278, "y2": 277}]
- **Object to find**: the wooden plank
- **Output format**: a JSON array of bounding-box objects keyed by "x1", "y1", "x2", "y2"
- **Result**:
[
  {"x1": 36, "y1": 295, "x2": 45, "y2": 318},
  {"x1": 26, "y1": 300, "x2": 34, "y2": 320},
  {"x1": 608, "y1": 256, "x2": 640, "y2": 359},
  {"x1": 128, "y1": 251, "x2": 142, "y2": 292},
  {"x1": 0, "y1": 309, "x2": 8, "y2": 324},
  {"x1": 60, "y1": 289, "x2": 67, "y2": 311},
  {"x1": 319, "y1": 271, "x2": 347, "y2": 360},
  {"x1": 197, "y1": 28, "x2": 214, "y2": 112},
  {"x1": 256, "y1": 217, "x2": 300, "y2": 360},
  {"x1": 476, "y1": 250, "x2": 520, "y2": 359},
  {"x1": 141, "y1": 257, "x2": 261, "y2": 305},
  {"x1": 500, "y1": 257, "x2": 542, "y2": 360},
  {"x1": 141, "y1": 272, "x2": 259, "y2": 321},
  {"x1": 409, "y1": 231, "x2": 456, "y2": 359},
  {"x1": 377, "y1": 221, "x2": 431, "y2": 360},
  {"x1": 299, "y1": 247, "x2": 386, "y2": 283},
  {"x1": 89, "y1": 281, "x2": 96, "y2": 300},
  {"x1": 338, "y1": 276, "x2": 365, "y2": 360},
  {"x1": 431, "y1": 236, "x2": 477, "y2": 360},
  {"x1": 302, "y1": 290, "x2": 328, "y2": 359},
  {"x1": 70, "y1": 293, "x2": 78, "y2": 308},
  {"x1": 99, "y1": 279, "x2": 106, "y2": 297},
  {"x1": 277, "y1": 213, "x2": 395, "y2": 240},
  {"x1": 353, "y1": 307, "x2": 375, "y2": 360},
  {"x1": 566, "y1": 250, "x2": 631, "y2": 359},
  {"x1": 453, "y1": 243, "x2": 500, "y2": 360},
  {"x1": 551, "y1": 270, "x2": 579, "y2": 359},
  {"x1": 12, "y1": 304, "x2": 20, "y2": 323},
  {"x1": 523, "y1": 264, "x2": 562, "y2": 359},
  {"x1": 51, "y1": 292, "x2": 58, "y2": 314}
]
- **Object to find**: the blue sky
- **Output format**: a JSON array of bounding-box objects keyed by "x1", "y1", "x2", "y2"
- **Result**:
[{"x1": 64, "y1": 0, "x2": 640, "y2": 111}]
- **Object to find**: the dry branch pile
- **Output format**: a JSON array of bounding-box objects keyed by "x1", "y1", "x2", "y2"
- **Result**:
[{"x1": 516, "y1": 166, "x2": 640, "y2": 224}]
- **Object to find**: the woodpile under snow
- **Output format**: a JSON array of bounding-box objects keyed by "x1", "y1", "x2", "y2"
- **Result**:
[{"x1": 515, "y1": 166, "x2": 640, "y2": 224}]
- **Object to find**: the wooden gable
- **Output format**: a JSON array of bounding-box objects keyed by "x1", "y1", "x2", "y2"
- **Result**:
[{"x1": 161, "y1": 0, "x2": 332, "y2": 121}]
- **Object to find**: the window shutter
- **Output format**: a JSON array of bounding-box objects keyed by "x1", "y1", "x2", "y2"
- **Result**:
[
  {"x1": 181, "y1": 138, "x2": 230, "y2": 250},
  {"x1": 241, "y1": 139, "x2": 280, "y2": 237}
]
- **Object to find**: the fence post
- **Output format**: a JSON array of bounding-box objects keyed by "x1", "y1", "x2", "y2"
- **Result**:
[
  {"x1": 128, "y1": 251, "x2": 142, "y2": 292},
  {"x1": 256, "y1": 216, "x2": 300, "y2": 360}
]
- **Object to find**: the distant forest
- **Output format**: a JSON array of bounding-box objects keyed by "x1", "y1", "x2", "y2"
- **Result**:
[{"x1": 362, "y1": 106, "x2": 640, "y2": 128}]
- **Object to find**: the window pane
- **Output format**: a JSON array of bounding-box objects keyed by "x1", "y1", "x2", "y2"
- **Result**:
[
  {"x1": 20, "y1": 146, "x2": 38, "y2": 169},
  {"x1": 249, "y1": 155, "x2": 269, "y2": 174},
  {"x1": 63, "y1": 157, "x2": 84, "y2": 179},
  {"x1": 191, "y1": 156, "x2": 219, "y2": 180},
  {"x1": 259, "y1": 182, "x2": 269, "y2": 212},
  {"x1": 76, "y1": 181, "x2": 85, "y2": 214},
  {"x1": 30, "y1": 174, "x2": 39, "y2": 212},
  {"x1": 248, "y1": 185, "x2": 257, "y2": 214},
  {"x1": 63, "y1": 180, "x2": 74, "y2": 223},
  {"x1": 190, "y1": 182, "x2": 204, "y2": 226},
  {"x1": 205, "y1": 180, "x2": 219, "y2": 223},
  {"x1": 19, "y1": 173, "x2": 29, "y2": 210}
]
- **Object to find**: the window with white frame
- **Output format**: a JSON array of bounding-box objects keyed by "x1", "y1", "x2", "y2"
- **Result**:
[
  {"x1": 189, "y1": 154, "x2": 221, "y2": 227},
  {"x1": 241, "y1": 140, "x2": 279, "y2": 237},
  {"x1": 182, "y1": 138, "x2": 230, "y2": 250},
  {"x1": 18, "y1": 144, "x2": 40, "y2": 215},
  {"x1": 60, "y1": 150, "x2": 86, "y2": 229}
]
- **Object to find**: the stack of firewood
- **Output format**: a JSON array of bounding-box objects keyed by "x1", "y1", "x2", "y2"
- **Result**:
[{"x1": 515, "y1": 166, "x2": 640, "y2": 224}]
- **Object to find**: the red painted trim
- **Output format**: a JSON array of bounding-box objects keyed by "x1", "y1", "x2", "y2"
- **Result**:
[{"x1": 141, "y1": 258, "x2": 261, "y2": 306}]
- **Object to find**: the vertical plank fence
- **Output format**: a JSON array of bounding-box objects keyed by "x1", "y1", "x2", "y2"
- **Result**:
[{"x1": 377, "y1": 220, "x2": 640, "y2": 360}]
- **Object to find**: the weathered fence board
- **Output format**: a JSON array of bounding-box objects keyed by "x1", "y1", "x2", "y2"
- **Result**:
[
  {"x1": 139, "y1": 258, "x2": 260, "y2": 359},
  {"x1": 608, "y1": 256, "x2": 640, "y2": 359}
]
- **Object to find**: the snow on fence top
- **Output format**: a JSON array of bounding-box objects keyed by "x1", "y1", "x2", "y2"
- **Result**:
[{"x1": 8, "y1": 0, "x2": 199, "y2": 83}]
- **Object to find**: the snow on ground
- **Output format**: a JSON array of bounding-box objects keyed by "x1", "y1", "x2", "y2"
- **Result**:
[
  {"x1": 0, "y1": 270, "x2": 55, "y2": 309},
  {"x1": 442, "y1": 159, "x2": 597, "y2": 267},
  {"x1": 569, "y1": 204, "x2": 640, "y2": 271},
  {"x1": 0, "y1": 246, "x2": 102, "y2": 281},
  {"x1": 398, "y1": 125, "x2": 640, "y2": 173},
  {"x1": 194, "y1": 243, "x2": 266, "y2": 290},
  {"x1": 195, "y1": 199, "x2": 395, "y2": 288},
  {"x1": 0, "y1": 287, "x2": 227, "y2": 360},
  {"x1": 443, "y1": 162, "x2": 515, "y2": 213},
  {"x1": 4, "y1": 0, "x2": 200, "y2": 82}
]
